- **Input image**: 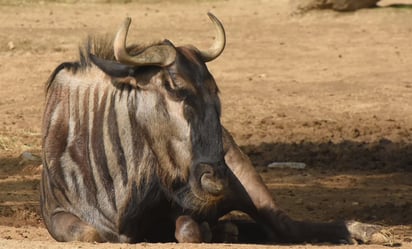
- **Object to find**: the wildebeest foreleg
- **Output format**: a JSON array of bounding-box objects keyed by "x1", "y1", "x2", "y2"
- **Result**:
[
  {"x1": 175, "y1": 215, "x2": 240, "y2": 243},
  {"x1": 174, "y1": 215, "x2": 211, "y2": 243},
  {"x1": 47, "y1": 211, "x2": 103, "y2": 242},
  {"x1": 222, "y1": 128, "x2": 389, "y2": 244}
]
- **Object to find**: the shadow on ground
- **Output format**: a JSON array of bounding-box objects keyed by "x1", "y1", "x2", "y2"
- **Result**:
[
  {"x1": 241, "y1": 139, "x2": 412, "y2": 171},
  {"x1": 384, "y1": 4, "x2": 412, "y2": 9}
]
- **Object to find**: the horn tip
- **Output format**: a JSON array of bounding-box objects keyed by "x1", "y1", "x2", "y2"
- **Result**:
[
  {"x1": 124, "y1": 17, "x2": 132, "y2": 25},
  {"x1": 207, "y1": 12, "x2": 217, "y2": 20},
  {"x1": 206, "y1": 12, "x2": 224, "y2": 33}
]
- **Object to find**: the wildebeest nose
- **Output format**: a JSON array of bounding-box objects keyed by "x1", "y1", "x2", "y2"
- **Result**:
[{"x1": 199, "y1": 164, "x2": 227, "y2": 196}]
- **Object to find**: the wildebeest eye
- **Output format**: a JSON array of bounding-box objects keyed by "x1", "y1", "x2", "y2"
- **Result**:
[
  {"x1": 164, "y1": 80, "x2": 174, "y2": 92},
  {"x1": 164, "y1": 79, "x2": 189, "y2": 101}
]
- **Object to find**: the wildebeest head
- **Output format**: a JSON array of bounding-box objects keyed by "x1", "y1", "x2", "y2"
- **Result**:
[{"x1": 90, "y1": 13, "x2": 228, "y2": 213}]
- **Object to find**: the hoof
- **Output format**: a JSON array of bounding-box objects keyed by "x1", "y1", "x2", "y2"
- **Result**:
[
  {"x1": 212, "y1": 221, "x2": 239, "y2": 243},
  {"x1": 175, "y1": 215, "x2": 202, "y2": 243}
]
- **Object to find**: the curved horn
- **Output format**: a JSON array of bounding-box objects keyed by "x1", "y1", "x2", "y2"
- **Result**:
[
  {"x1": 199, "y1": 13, "x2": 226, "y2": 62},
  {"x1": 114, "y1": 17, "x2": 176, "y2": 67}
]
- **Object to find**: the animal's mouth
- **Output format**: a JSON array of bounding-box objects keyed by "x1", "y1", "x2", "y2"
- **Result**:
[
  {"x1": 172, "y1": 167, "x2": 227, "y2": 213},
  {"x1": 194, "y1": 162, "x2": 228, "y2": 197},
  {"x1": 172, "y1": 182, "x2": 225, "y2": 215},
  {"x1": 171, "y1": 163, "x2": 228, "y2": 214}
]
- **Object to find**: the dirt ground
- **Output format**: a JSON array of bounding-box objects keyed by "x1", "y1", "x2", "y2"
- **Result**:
[{"x1": 0, "y1": 0, "x2": 412, "y2": 248}]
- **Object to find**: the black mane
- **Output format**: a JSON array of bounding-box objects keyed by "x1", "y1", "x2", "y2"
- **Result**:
[
  {"x1": 45, "y1": 35, "x2": 162, "y2": 93},
  {"x1": 79, "y1": 35, "x2": 163, "y2": 69}
]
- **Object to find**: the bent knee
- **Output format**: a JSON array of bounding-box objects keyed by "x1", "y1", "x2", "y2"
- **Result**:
[{"x1": 48, "y1": 212, "x2": 103, "y2": 242}]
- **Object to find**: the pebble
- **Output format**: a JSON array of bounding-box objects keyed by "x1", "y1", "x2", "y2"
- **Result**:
[
  {"x1": 7, "y1": 41, "x2": 15, "y2": 50},
  {"x1": 267, "y1": 162, "x2": 306, "y2": 169}
]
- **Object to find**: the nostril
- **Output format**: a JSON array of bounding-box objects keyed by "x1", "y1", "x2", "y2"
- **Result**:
[{"x1": 200, "y1": 172, "x2": 225, "y2": 195}]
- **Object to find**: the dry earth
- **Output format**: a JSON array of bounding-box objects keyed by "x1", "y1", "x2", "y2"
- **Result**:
[{"x1": 0, "y1": 0, "x2": 412, "y2": 248}]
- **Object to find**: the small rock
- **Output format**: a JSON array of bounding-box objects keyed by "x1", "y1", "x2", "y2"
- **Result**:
[
  {"x1": 19, "y1": 151, "x2": 40, "y2": 165},
  {"x1": 295, "y1": 198, "x2": 304, "y2": 204},
  {"x1": 7, "y1": 41, "x2": 15, "y2": 50},
  {"x1": 267, "y1": 162, "x2": 306, "y2": 169},
  {"x1": 21, "y1": 151, "x2": 37, "y2": 161}
]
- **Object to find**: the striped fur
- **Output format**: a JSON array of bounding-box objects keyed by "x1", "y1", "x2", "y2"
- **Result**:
[{"x1": 41, "y1": 37, "x2": 226, "y2": 242}]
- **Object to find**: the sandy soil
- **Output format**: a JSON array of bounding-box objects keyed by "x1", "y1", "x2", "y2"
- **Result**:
[{"x1": 0, "y1": 0, "x2": 411, "y2": 248}]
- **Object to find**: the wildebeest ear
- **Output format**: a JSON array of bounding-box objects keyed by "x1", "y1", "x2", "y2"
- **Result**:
[{"x1": 90, "y1": 53, "x2": 134, "y2": 78}]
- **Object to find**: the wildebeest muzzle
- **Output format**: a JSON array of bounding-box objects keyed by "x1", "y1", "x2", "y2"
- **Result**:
[{"x1": 194, "y1": 162, "x2": 228, "y2": 196}]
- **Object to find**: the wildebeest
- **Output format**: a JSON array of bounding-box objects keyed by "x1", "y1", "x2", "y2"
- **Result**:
[{"x1": 41, "y1": 13, "x2": 389, "y2": 244}]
